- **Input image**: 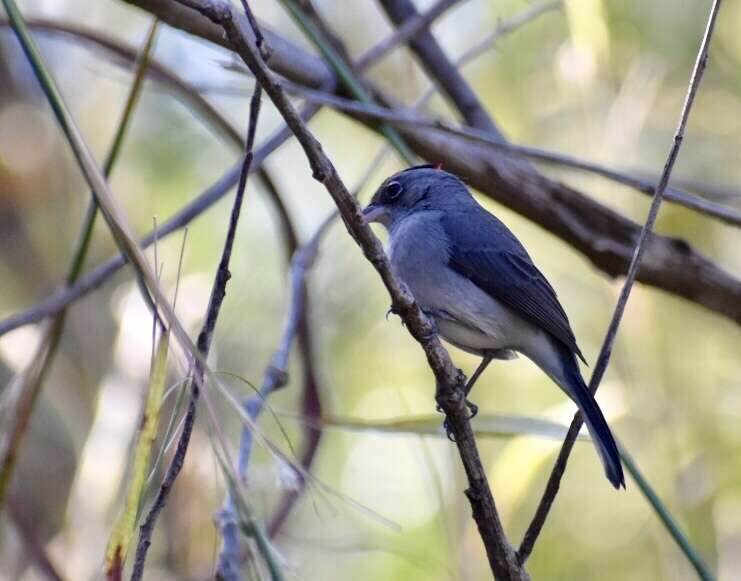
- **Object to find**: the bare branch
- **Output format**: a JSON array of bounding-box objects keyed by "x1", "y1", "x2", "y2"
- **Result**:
[
  {"x1": 257, "y1": 168, "x2": 325, "y2": 538},
  {"x1": 517, "y1": 0, "x2": 724, "y2": 569},
  {"x1": 130, "y1": 82, "x2": 264, "y2": 581},
  {"x1": 216, "y1": 171, "x2": 328, "y2": 579}
]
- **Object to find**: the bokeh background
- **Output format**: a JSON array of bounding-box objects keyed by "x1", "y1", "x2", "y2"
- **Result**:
[{"x1": 1, "y1": 0, "x2": 740, "y2": 579}]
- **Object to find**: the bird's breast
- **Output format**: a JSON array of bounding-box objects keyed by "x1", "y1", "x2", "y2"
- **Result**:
[{"x1": 387, "y1": 212, "x2": 538, "y2": 354}]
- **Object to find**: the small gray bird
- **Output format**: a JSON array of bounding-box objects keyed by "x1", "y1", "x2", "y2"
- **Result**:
[{"x1": 363, "y1": 165, "x2": 624, "y2": 489}]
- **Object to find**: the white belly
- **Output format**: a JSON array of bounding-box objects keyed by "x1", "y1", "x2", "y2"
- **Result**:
[{"x1": 435, "y1": 317, "x2": 516, "y2": 359}]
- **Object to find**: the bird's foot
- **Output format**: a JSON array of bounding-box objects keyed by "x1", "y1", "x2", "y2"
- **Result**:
[
  {"x1": 443, "y1": 418, "x2": 455, "y2": 442},
  {"x1": 465, "y1": 398, "x2": 479, "y2": 420},
  {"x1": 420, "y1": 308, "x2": 441, "y2": 338},
  {"x1": 437, "y1": 398, "x2": 478, "y2": 441},
  {"x1": 386, "y1": 304, "x2": 405, "y2": 326},
  {"x1": 436, "y1": 403, "x2": 456, "y2": 442}
]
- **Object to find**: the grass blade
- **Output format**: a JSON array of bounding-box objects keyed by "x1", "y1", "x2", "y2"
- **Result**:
[{"x1": 105, "y1": 333, "x2": 170, "y2": 579}]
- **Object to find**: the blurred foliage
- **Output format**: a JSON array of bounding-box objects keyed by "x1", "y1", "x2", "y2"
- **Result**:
[{"x1": 0, "y1": 0, "x2": 740, "y2": 580}]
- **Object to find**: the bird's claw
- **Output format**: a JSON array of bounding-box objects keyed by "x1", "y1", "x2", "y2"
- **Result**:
[
  {"x1": 438, "y1": 399, "x2": 478, "y2": 441},
  {"x1": 421, "y1": 309, "x2": 440, "y2": 335},
  {"x1": 436, "y1": 403, "x2": 456, "y2": 441},
  {"x1": 443, "y1": 418, "x2": 456, "y2": 442},
  {"x1": 386, "y1": 305, "x2": 404, "y2": 325}
]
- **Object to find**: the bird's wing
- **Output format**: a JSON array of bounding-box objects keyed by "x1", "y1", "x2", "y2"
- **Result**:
[{"x1": 441, "y1": 208, "x2": 585, "y2": 363}]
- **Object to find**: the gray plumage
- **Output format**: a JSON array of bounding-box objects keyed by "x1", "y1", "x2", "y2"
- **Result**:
[{"x1": 363, "y1": 165, "x2": 625, "y2": 489}]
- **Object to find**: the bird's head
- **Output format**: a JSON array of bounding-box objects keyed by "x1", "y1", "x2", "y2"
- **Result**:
[{"x1": 363, "y1": 165, "x2": 471, "y2": 229}]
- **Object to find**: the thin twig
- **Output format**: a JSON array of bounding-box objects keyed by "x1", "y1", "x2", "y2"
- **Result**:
[
  {"x1": 275, "y1": 80, "x2": 741, "y2": 227},
  {"x1": 217, "y1": 149, "x2": 390, "y2": 577},
  {"x1": 130, "y1": 83, "x2": 263, "y2": 581},
  {"x1": 516, "y1": 1, "x2": 723, "y2": 574},
  {"x1": 356, "y1": 0, "x2": 466, "y2": 69},
  {"x1": 170, "y1": 1, "x2": 528, "y2": 578},
  {"x1": 253, "y1": 169, "x2": 324, "y2": 540}
]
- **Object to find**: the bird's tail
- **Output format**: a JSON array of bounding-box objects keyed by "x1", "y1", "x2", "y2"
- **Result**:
[{"x1": 559, "y1": 351, "x2": 625, "y2": 489}]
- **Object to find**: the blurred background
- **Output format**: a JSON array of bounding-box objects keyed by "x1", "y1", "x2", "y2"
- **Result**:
[{"x1": 1, "y1": 0, "x2": 740, "y2": 579}]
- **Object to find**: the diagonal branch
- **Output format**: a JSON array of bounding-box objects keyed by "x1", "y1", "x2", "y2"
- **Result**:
[
  {"x1": 170, "y1": 0, "x2": 527, "y2": 578},
  {"x1": 516, "y1": 1, "x2": 723, "y2": 574}
]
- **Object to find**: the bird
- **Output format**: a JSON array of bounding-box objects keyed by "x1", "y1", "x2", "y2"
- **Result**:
[{"x1": 362, "y1": 164, "x2": 625, "y2": 489}]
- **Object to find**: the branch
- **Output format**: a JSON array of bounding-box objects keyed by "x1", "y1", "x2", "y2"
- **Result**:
[
  {"x1": 116, "y1": 0, "x2": 741, "y2": 326},
  {"x1": 130, "y1": 82, "x2": 264, "y2": 581},
  {"x1": 377, "y1": 0, "x2": 500, "y2": 135},
  {"x1": 216, "y1": 175, "x2": 329, "y2": 579},
  {"x1": 170, "y1": 0, "x2": 527, "y2": 577},
  {"x1": 357, "y1": 0, "x2": 466, "y2": 69},
  {"x1": 517, "y1": 0, "x2": 723, "y2": 571},
  {"x1": 257, "y1": 169, "x2": 324, "y2": 538},
  {"x1": 275, "y1": 80, "x2": 741, "y2": 227}
]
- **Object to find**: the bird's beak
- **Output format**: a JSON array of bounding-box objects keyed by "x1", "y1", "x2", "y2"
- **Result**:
[{"x1": 362, "y1": 203, "x2": 386, "y2": 224}]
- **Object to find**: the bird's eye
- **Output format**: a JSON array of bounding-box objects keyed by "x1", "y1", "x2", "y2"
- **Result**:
[{"x1": 385, "y1": 181, "x2": 403, "y2": 200}]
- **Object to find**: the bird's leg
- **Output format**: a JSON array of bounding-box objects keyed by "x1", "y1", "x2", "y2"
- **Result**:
[
  {"x1": 440, "y1": 351, "x2": 495, "y2": 440},
  {"x1": 462, "y1": 351, "x2": 495, "y2": 419}
]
